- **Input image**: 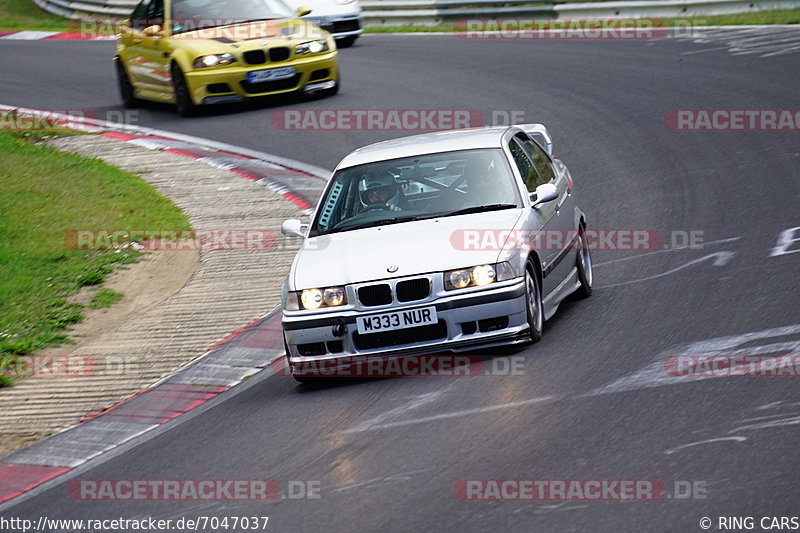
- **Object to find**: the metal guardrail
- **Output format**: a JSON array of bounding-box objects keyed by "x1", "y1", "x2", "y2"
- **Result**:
[
  {"x1": 32, "y1": 0, "x2": 800, "y2": 28},
  {"x1": 362, "y1": 0, "x2": 800, "y2": 25},
  {"x1": 33, "y1": 0, "x2": 137, "y2": 19},
  {"x1": 361, "y1": 0, "x2": 555, "y2": 26},
  {"x1": 554, "y1": 0, "x2": 800, "y2": 19}
]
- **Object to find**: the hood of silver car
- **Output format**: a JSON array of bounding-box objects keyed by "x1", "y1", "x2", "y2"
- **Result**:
[{"x1": 291, "y1": 209, "x2": 524, "y2": 289}]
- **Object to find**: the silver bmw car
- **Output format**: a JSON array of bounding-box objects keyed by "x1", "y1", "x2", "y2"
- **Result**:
[{"x1": 280, "y1": 124, "x2": 593, "y2": 379}]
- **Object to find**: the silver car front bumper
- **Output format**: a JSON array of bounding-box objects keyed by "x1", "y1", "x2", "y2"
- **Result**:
[
  {"x1": 282, "y1": 278, "x2": 529, "y2": 370},
  {"x1": 304, "y1": 15, "x2": 363, "y2": 40}
]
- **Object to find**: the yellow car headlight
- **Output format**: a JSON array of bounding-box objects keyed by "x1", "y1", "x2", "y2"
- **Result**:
[
  {"x1": 299, "y1": 286, "x2": 347, "y2": 310},
  {"x1": 193, "y1": 53, "x2": 236, "y2": 69},
  {"x1": 295, "y1": 40, "x2": 328, "y2": 55}
]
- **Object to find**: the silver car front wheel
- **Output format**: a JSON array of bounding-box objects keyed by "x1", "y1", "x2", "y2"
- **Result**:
[
  {"x1": 525, "y1": 265, "x2": 543, "y2": 342},
  {"x1": 576, "y1": 229, "x2": 593, "y2": 298}
]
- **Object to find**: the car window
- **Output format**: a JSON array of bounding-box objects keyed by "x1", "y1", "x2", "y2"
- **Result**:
[
  {"x1": 521, "y1": 134, "x2": 556, "y2": 183},
  {"x1": 130, "y1": 0, "x2": 154, "y2": 30},
  {"x1": 310, "y1": 149, "x2": 521, "y2": 236},
  {"x1": 170, "y1": 0, "x2": 293, "y2": 33},
  {"x1": 509, "y1": 138, "x2": 544, "y2": 193},
  {"x1": 150, "y1": 0, "x2": 164, "y2": 26}
]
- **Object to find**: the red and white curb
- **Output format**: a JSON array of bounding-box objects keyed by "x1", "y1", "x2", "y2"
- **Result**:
[
  {"x1": 0, "y1": 308, "x2": 288, "y2": 505},
  {"x1": 99, "y1": 130, "x2": 319, "y2": 213},
  {"x1": 0, "y1": 105, "x2": 313, "y2": 507},
  {"x1": 0, "y1": 105, "x2": 330, "y2": 214}
]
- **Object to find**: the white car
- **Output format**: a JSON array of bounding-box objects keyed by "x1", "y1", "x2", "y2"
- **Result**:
[
  {"x1": 284, "y1": 0, "x2": 363, "y2": 47},
  {"x1": 280, "y1": 125, "x2": 593, "y2": 380}
]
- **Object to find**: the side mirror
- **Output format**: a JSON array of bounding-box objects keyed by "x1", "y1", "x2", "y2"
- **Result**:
[
  {"x1": 296, "y1": 6, "x2": 312, "y2": 17},
  {"x1": 281, "y1": 219, "x2": 308, "y2": 237},
  {"x1": 531, "y1": 183, "x2": 558, "y2": 207},
  {"x1": 142, "y1": 24, "x2": 163, "y2": 37}
]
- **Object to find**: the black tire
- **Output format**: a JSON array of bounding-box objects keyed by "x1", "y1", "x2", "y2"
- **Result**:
[
  {"x1": 115, "y1": 58, "x2": 138, "y2": 109},
  {"x1": 170, "y1": 63, "x2": 197, "y2": 117},
  {"x1": 524, "y1": 262, "x2": 544, "y2": 343},
  {"x1": 336, "y1": 36, "x2": 357, "y2": 48},
  {"x1": 575, "y1": 228, "x2": 593, "y2": 298}
]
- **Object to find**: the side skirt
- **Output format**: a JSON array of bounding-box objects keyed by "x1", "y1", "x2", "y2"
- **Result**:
[{"x1": 542, "y1": 266, "x2": 580, "y2": 321}]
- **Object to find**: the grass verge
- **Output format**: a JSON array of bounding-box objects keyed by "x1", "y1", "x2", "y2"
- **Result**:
[
  {"x1": 0, "y1": 119, "x2": 191, "y2": 386},
  {"x1": 89, "y1": 288, "x2": 124, "y2": 309},
  {"x1": 0, "y1": 0, "x2": 70, "y2": 31}
]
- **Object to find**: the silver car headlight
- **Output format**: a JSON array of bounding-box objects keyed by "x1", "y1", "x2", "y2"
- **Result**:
[
  {"x1": 444, "y1": 262, "x2": 515, "y2": 291},
  {"x1": 193, "y1": 53, "x2": 236, "y2": 68},
  {"x1": 295, "y1": 40, "x2": 329, "y2": 55},
  {"x1": 297, "y1": 286, "x2": 347, "y2": 310}
]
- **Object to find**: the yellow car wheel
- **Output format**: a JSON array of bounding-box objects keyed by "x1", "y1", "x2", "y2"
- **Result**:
[
  {"x1": 171, "y1": 63, "x2": 197, "y2": 117},
  {"x1": 115, "y1": 58, "x2": 138, "y2": 109}
]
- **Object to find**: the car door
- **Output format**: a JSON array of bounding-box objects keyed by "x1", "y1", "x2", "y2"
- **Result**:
[
  {"x1": 122, "y1": 0, "x2": 170, "y2": 94},
  {"x1": 517, "y1": 133, "x2": 577, "y2": 288},
  {"x1": 506, "y1": 135, "x2": 560, "y2": 298},
  {"x1": 119, "y1": 0, "x2": 151, "y2": 86}
]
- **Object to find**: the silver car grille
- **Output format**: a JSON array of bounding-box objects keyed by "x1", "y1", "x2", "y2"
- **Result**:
[{"x1": 357, "y1": 278, "x2": 431, "y2": 307}]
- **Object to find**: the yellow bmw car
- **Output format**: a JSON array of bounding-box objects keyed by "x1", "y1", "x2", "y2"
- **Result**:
[{"x1": 114, "y1": 0, "x2": 339, "y2": 116}]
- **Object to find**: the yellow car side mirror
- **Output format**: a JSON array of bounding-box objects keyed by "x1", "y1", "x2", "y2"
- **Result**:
[{"x1": 295, "y1": 6, "x2": 312, "y2": 17}]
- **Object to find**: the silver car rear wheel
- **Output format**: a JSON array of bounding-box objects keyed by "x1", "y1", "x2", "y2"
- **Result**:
[{"x1": 525, "y1": 265, "x2": 543, "y2": 342}]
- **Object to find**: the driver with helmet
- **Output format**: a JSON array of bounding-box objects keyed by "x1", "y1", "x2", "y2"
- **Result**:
[{"x1": 358, "y1": 172, "x2": 408, "y2": 212}]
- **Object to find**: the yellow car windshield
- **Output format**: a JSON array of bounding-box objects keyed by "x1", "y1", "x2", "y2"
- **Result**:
[{"x1": 170, "y1": 0, "x2": 294, "y2": 34}]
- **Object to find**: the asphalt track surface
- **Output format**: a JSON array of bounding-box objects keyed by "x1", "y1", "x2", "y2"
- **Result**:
[{"x1": 1, "y1": 32, "x2": 800, "y2": 531}]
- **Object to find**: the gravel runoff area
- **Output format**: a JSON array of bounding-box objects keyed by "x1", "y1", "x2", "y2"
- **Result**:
[{"x1": 0, "y1": 134, "x2": 305, "y2": 454}]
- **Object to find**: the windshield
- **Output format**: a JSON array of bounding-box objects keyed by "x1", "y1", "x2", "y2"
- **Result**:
[
  {"x1": 170, "y1": 0, "x2": 293, "y2": 34},
  {"x1": 310, "y1": 149, "x2": 522, "y2": 237}
]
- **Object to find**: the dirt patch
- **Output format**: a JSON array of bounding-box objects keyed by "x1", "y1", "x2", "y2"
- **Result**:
[
  {"x1": 42, "y1": 248, "x2": 199, "y2": 354},
  {"x1": 1, "y1": 249, "x2": 198, "y2": 457}
]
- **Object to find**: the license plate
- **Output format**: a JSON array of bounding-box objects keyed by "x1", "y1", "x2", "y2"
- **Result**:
[
  {"x1": 357, "y1": 306, "x2": 438, "y2": 335},
  {"x1": 247, "y1": 66, "x2": 295, "y2": 83}
]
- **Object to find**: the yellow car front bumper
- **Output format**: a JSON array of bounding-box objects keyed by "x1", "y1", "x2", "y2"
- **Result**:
[{"x1": 184, "y1": 51, "x2": 338, "y2": 105}]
